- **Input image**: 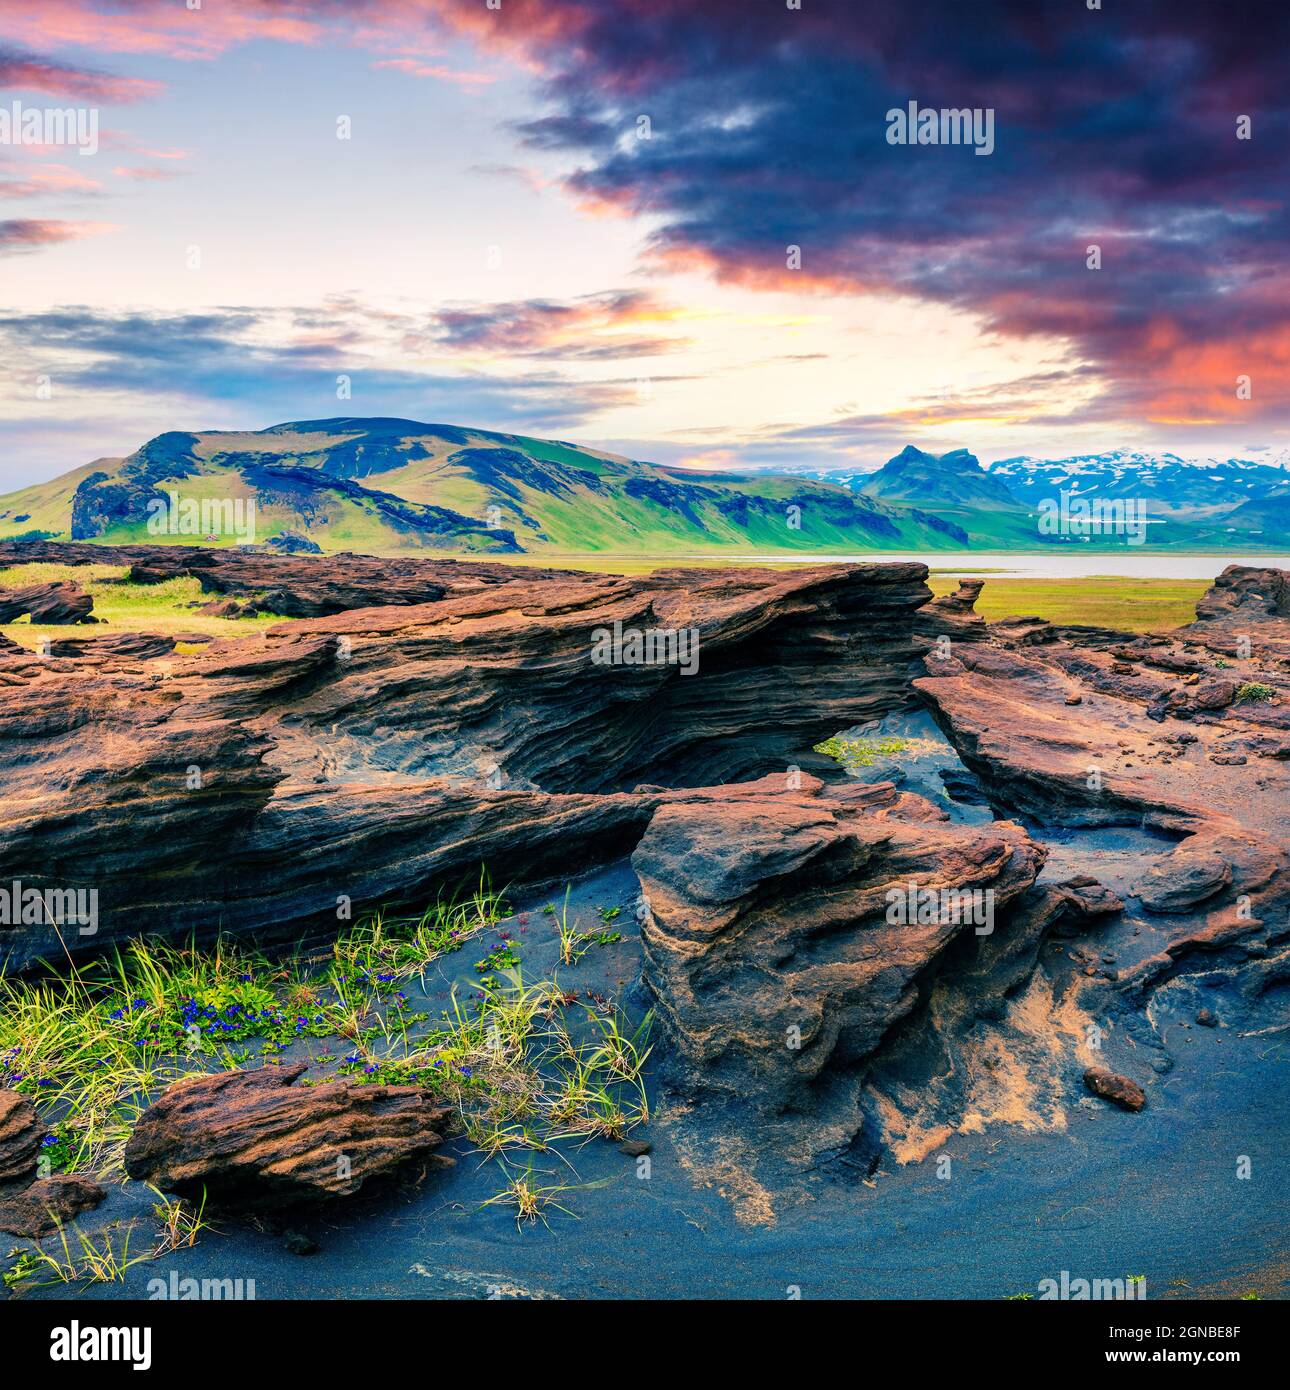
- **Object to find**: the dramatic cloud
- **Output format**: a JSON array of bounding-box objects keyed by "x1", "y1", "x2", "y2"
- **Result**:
[
  {"x1": 8, "y1": 0, "x2": 1290, "y2": 455},
  {"x1": 435, "y1": 0, "x2": 1290, "y2": 429}
]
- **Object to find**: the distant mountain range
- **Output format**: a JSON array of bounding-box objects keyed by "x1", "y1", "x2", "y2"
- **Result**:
[
  {"x1": 1, "y1": 424, "x2": 1286, "y2": 555},
  {"x1": 814, "y1": 445, "x2": 1290, "y2": 550}
]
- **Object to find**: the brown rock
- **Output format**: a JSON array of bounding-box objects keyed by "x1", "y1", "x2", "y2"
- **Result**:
[
  {"x1": 1083, "y1": 1068, "x2": 1146, "y2": 1112},
  {"x1": 0, "y1": 581, "x2": 94, "y2": 625},
  {"x1": 0, "y1": 1090, "x2": 43, "y2": 1185},
  {"x1": 1136, "y1": 847, "x2": 1232, "y2": 913},
  {"x1": 123, "y1": 1062, "x2": 454, "y2": 1203},
  {"x1": 0, "y1": 1174, "x2": 106, "y2": 1237},
  {"x1": 636, "y1": 777, "x2": 1046, "y2": 1153},
  {"x1": 0, "y1": 552, "x2": 934, "y2": 969}
]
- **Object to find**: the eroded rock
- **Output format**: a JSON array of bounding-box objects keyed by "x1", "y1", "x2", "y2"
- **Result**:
[
  {"x1": 0, "y1": 555, "x2": 932, "y2": 969},
  {"x1": 636, "y1": 776, "x2": 1047, "y2": 1155},
  {"x1": 0, "y1": 1090, "x2": 43, "y2": 1185},
  {"x1": 0, "y1": 580, "x2": 94, "y2": 625},
  {"x1": 123, "y1": 1062, "x2": 454, "y2": 1203},
  {"x1": 0, "y1": 1174, "x2": 106, "y2": 1237}
]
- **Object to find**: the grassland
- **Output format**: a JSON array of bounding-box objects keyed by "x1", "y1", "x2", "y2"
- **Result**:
[
  {"x1": 0, "y1": 562, "x2": 281, "y2": 650},
  {"x1": 930, "y1": 575, "x2": 1208, "y2": 632}
]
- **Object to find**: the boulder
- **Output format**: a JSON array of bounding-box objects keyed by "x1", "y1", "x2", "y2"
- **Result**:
[
  {"x1": 1136, "y1": 847, "x2": 1232, "y2": 913},
  {"x1": 0, "y1": 1090, "x2": 43, "y2": 1185},
  {"x1": 635, "y1": 778, "x2": 1046, "y2": 1144},
  {"x1": 0, "y1": 581, "x2": 94, "y2": 625},
  {"x1": 123, "y1": 1062, "x2": 454, "y2": 1203},
  {"x1": 0, "y1": 1175, "x2": 106, "y2": 1237}
]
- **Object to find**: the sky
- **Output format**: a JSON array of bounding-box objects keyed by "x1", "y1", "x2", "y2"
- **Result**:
[{"x1": 1, "y1": 0, "x2": 1288, "y2": 488}]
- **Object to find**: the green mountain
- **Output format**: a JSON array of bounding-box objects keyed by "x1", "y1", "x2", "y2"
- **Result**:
[
  {"x1": 847, "y1": 444, "x2": 1290, "y2": 548},
  {"x1": 0, "y1": 417, "x2": 971, "y2": 555},
  {"x1": 854, "y1": 444, "x2": 1041, "y2": 546}
]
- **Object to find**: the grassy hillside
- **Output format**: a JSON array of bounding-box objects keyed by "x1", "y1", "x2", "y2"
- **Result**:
[{"x1": 0, "y1": 418, "x2": 973, "y2": 557}]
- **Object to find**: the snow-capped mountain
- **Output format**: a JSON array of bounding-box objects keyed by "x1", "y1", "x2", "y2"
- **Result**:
[
  {"x1": 786, "y1": 445, "x2": 1290, "y2": 547},
  {"x1": 986, "y1": 451, "x2": 1290, "y2": 514}
]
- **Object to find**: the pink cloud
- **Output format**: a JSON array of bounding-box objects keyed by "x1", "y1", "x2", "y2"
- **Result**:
[
  {"x1": 101, "y1": 132, "x2": 191, "y2": 161},
  {"x1": 371, "y1": 57, "x2": 495, "y2": 87},
  {"x1": 0, "y1": 163, "x2": 102, "y2": 198},
  {"x1": 2, "y1": 3, "x2": 325, "y2": 60},
  {"x1": 0, "y1": 48, "x2": 162, "y2": 102},
  {"x1": 0, "y1": 217, "x2": 119, "y2": 251},
  {"x1": 111, "y1": 164, "x2": 184, "y2": 181}
]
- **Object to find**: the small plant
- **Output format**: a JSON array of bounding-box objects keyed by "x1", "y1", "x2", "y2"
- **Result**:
[
  {"x1": 813, "y1": 733, "x2": 941, "y2": 773},
  {"x1": 482, "y1": 1162, "x2": 578, "y2": 1228},
  {"x1": 1235, "y1": 681, "x2": 1276, "y2": 703},
  {"x1": 1003, "y1": 1291, "x2": 1034, "y2": 1301},
  {"x1": 554, "y1": 888, "x2": 580, "y2": 967},
  {"x1": 150, "y1": 1186, "x2": 211, "y2": 1253},
  {"x1": 475, "y1": 941, "x2": 522, "y2": 977},
  {"x1": 596, "y1": 906, "x2": 622, "y2": 924},
  {"x1": 3, "y1": 1248, "x2": 44, "y2": 1291},
  {"x1": 582, "y1": 930, "x2": 622, "y2": 948},
  {"x1": 6, "y1": 1221, "x2": 144, "y2": 1291}
]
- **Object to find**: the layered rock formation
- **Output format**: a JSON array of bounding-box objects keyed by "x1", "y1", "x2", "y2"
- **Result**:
[
  {"x1": 914, "y1": 566, "x2": 1290, "y2": 1004},
  {"x1": 0, "y1": 1089, "x2": 43, "y2": 1184},
  {"x1": 635, "y1": 774, "x2": 1048, "y2": 1152},
  {"x1": 0, "y1": 549, "x2": 929, "y2": 968},
  {"x1": 0, "y1": 1089, "x2": 107, "y2": 1237},
  {"x1": 2, "y1": 544, "x2": 1286, "y2": 1194},
  {"x1": 0, "y1": 580, "x2": 94, "y2": 625},
  {"x1": 123, "y1": 1062, "x2": 454, "y2": 1203}
]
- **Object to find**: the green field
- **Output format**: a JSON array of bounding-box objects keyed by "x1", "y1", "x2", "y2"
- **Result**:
[
  {"x1": 929, "y1": 575, "x2": 1208, "y2": 632},
  {"x1": 0, "y1": 563, "x2": 281, "y2": 650}
]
